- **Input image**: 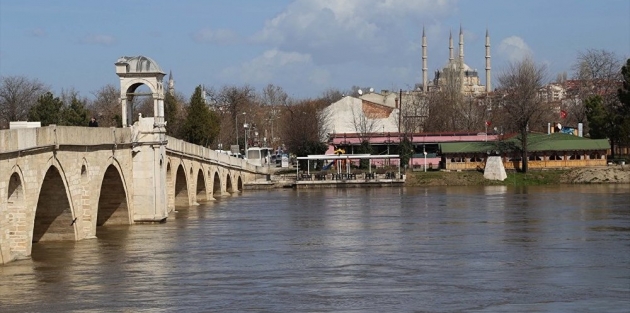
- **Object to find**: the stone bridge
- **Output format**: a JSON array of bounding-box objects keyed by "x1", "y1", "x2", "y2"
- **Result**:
[{"x1": 0, "y1": 118, "x2": 268, "y2": 264}]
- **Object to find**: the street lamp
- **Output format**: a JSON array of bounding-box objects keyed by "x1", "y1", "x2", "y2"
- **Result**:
[
  {"x1": 423, "y1": 150, "x2": 428, "y2": 172},
  {"x1": 236, "y1": 112, "x2": 245, "y2": 150},
  {"x1": 244, "y1": 121, "x2": 250, "y2": 154}
]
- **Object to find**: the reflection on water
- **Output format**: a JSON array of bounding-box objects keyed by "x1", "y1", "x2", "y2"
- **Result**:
[{"x1": 1, "y1": 185, "x2": 629, "y2": 312}]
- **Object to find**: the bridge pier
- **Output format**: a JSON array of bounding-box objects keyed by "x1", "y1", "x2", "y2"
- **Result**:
[{"x1": 130, "y1": 118, "x2": 168, "y2": 223}]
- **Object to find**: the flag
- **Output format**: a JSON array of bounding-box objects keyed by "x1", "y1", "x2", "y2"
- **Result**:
[
  {"x1": 485, "y1": 121, "x2": 491, "y2": 127},
  {"x1": 560, "y1": 110, "x2": 567, "y2": 119}
]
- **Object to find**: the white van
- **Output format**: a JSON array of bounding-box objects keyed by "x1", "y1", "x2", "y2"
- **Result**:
[{"x1": 246, "y1": 147, "x2": 272, "y2": 166}]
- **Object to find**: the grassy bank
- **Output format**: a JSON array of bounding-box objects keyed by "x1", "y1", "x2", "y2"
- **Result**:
[{"x1": 405, "y1": 169, "x2": 569, "y2": 187}]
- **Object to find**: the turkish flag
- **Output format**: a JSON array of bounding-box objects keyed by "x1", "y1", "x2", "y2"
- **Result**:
[
  {"x1": 485, "y1": 121, "x2": 491, "y2": 126},
  {"x1": 560, "y1": 110, "x2": 567, "y2": 119}
]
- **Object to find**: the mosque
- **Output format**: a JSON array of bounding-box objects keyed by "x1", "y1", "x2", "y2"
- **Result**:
[{"x1": 421, "y1": 26, "x2": 492, "y2": 96}]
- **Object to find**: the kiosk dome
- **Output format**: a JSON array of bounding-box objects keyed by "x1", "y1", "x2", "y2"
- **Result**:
[{"x1": 115, "y1": 55, "x2": 165, "y2": 75}]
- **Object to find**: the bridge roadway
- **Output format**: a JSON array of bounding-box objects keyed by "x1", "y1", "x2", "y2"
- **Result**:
[{"x1": 0, "y1": 118, "x2": 268, "y2": 264}]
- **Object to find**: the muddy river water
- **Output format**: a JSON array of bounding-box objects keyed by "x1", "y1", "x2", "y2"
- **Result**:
[{"x1": 1, "y1": 185, "x2": 628, "y2": 312}]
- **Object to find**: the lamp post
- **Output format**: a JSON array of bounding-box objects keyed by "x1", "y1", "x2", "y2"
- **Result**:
[
  {"x1": 236, "y1": 112, "x2": 245, "y2": 150},
  {"x1": 423, "y1": 151, "x2": 427, "y2": 172},
  {"x1": 244, "y1": 121, "x2": 249, "y2": 155}
]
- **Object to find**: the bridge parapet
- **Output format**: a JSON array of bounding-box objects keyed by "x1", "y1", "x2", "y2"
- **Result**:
[
  {"x1": 166, "y1": 136, "x2": 267, "y2": 174},
  {"x1": 0, "y1": 126, "x2": 132, "y2": 153}
]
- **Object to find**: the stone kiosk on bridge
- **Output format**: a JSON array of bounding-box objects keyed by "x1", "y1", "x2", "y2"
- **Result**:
[{"x1": 0, "y1": 56, "x2": 268, "y2": 264}]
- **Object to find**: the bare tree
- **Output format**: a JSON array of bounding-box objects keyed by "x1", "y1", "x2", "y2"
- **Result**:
[
  {"x1": 280, "y1": 99, "x2": 328, "y2": 157},
  {"x1": 320, "y1": 88, "x2": 344, "y2": 105},
  {"x1": 0, "y1": 75, "x2": 48, "y2": 128},
  {"x1": 568, "y1": 49, "x2": 623, "y2": 127},
  {"x1": 497, "y1": 56, "x2": 549, "y2": 173},
  {"x1": 349, "y1": 104, "x2": 379, "y2": 142},
  {"x1": 89, "y1": 84, "x2": 121, "y2": 127},
  {"x1": 211, "y1": 85, "x2": 256, "y2": 150},
  {"x1": 401, "y1": 91, "x2": 428, "y2": 134},
  {"x1": 260, "y1": 84, "x2": 288, "y2": 107},
  {"x1": 260, "y1": 84, "x2": 288, "y2": 147}
]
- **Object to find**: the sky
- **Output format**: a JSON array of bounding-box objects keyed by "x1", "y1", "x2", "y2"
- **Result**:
[{"x1": 1, "y1": 0, "x2": 629, "y2": 100}]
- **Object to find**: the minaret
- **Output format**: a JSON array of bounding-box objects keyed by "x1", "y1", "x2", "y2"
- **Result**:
[
  {"x1": 168, "y1": 70, "x2": 175, "y2": 96},
  {"x1": 459, "y1": 25, "x2": 465, "y2": 90},
  {"x1": 422, "y1": 26, "x2": 428, "y2": 92},
  {"x1": 485, "y1": 29, "x2": 492, "y2": 92},
  {"x1": 448, "y1": 30, "x2": 454, "y2": 62}
]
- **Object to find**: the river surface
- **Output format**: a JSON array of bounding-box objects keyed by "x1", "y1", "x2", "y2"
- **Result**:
[{"x1": 1, "y1": 185, "x2": 629, "y2": 312}]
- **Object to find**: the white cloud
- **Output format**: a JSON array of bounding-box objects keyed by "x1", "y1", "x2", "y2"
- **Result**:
[
  {"x1": 309, "y1": 68, "x2": 331, "y2": 86},
  {"x1": 497, "y1": 36, "x2": 533, "y2": 62},
  {"x1": 251, "y1": 0, "x2": 456, "y2": 65},
  {"x1": 192, "y1": 28, "x2": 240, "y2": 45},
  {"x1": 221, "y1": 49, "x2": 313, "y2": 84},
  {"x1": 79, "y1": 34, "x2": 116, "y2": 46}
]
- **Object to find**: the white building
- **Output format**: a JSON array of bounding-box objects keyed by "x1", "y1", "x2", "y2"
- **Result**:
[{"x1": 323, "y1": 96, "x2": 400, "y2": 135}]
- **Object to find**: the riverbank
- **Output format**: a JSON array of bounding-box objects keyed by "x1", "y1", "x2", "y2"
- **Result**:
[
  {"x1": 264, "y1": 165, "x2": 630, "y2": 189},
  {"x1": 405, "y1": 165, "x2": 630, "y2": 186}
]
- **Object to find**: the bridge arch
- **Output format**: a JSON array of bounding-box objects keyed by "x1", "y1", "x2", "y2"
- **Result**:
[
  {"x1": 226, "y1": 174, "x2": 233, "y2": 194},
  {"x1": 166, "y1": 161, "x2": 175, "y2": 212},
  {"x1": 96, "y1": 164, "x2": 131, "y2": 235},
  {"x1": 5, "y1": 167, "x2": 27, "y2": 260},
  {"x1": 33, "y1": 164, "x2": 76, "y2": 243},
  {"x1": 195, "y1": 168, "x2": 208, "y2": 203},
  {"x1": 212, "y1": 171, "x2": 222, "y2": 197},
  {"x1": 237, "y1": 176, "x2": 243, "y2": 191},
  {"x1": 174, "y1": 164, "x2": 190, "y2": 207}
]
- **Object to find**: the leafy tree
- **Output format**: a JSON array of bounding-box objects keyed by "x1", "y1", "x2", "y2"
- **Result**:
[
  {"x1": 181, "y1": 85, "x2": 220, "y2": 146},
  {"x1": 617, "y1": 58, "x2": 630, "y2": 147},
  {"x1": 582, "y1": 58, "x2": 630, "y2": 157},
  {"x1": 28, "y1": 92, "x2": 63, "y2": 126},
  {"x1": 496, "y1": 57, "x2": 548, "y2": 173},
  {"x1": 61, "y1": 94, "x2": 89, "y2": 126},
  {"x1": 585, "y1": 95, "x2": 609, "y2": 139},
  {"x1": 397, "y1": 135, "x2": 413, "y2": 169},
  {"x1": 0, "y1": 75, "x2": 48, "y2": 127},
  {"x1": 164, "y1": 91, "x2": 183, "y2": 137}
]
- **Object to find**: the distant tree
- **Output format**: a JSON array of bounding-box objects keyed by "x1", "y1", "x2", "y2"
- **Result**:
[
  {"x1": 617, "y1": 58, "x2": 630, "y2": 147},
  {"x1": 181, "y1": 85, "x2": 220, "y2": 146},
  {"x1": 319, "y1": 88, "x2": 344, "y2": 105},
  {"x1": 212, "y1": 85, "x2": 256, "y2": 149},
  {"x1": 584, "y1": 95, "x2": 609, "y2": 139},
  {"x1": 89, "y1": 84, "x2": 121, "y2": 127},
  {"x1": 164, "y1": 91, "x2": 185, "y2": 137},
  {"x1": 0, "y1": 75, "x2": 48, "y2": 127},
  {"x1": 134, "y1": 96, "x2": 154, "y2": 120},
  {"x1": 281, "y1": 99, "x2": 328, "y2": 160},
  {"x1": 28, "y1": 92, "x2": 63, "y2": 126},
  {"x1": 569, "y1": 49, "x2": 623, "y2": 130},
  {"x1": 424, "y1": 91, "x2": 454, "y2": 132},
  {"x1": 260, "y1": 84, "x2": 288, "y2": 146},
  {"x1": 497, "y1": 57, "x2": 548, "y2": 173},
  {"x1": 397, "y1": 135, "x2": 414, "y2": 169},
  {"x1": 61, "y1": 93, "x2": 90, "y2": 126},
  {"x1": 260, "y1": 84, "x2": 288, "y2": 107},
  {"x1": 401, "y1": 91, "x2": 428, "y2": 134}
]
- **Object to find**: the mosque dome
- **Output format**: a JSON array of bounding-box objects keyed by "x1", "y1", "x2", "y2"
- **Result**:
[
  {"x1": 115, "y1": 55, "x2": 164, "y2": 74},
  {"x1": 442, "y1": 59, "x2": 472, "y2": 72}
]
